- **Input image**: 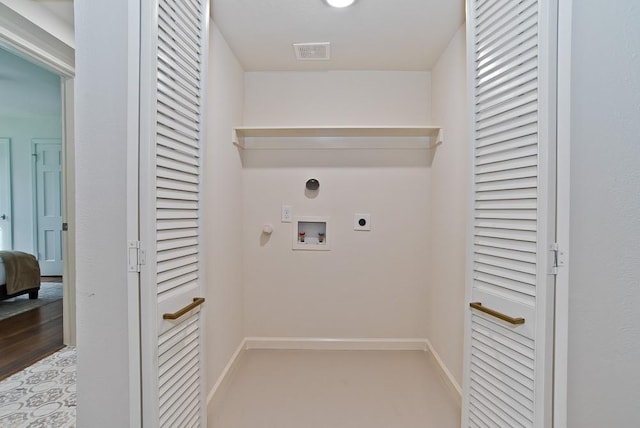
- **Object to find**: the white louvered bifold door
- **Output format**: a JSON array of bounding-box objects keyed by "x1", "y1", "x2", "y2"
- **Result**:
[
  {"x1": 139, "y1": 0, "x2": 209, "y2": 426},
  {"x1": 463, "y1": 0, "x2": 558, "y2": 427}
]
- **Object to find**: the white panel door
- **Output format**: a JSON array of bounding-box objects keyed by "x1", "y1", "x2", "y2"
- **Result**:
[
  {"x1": 139, "y1": 0, "x2": 209, "y2": 426},
  {"x1": 0, "y1": 139, "x2": 12, "y2": 251},
  {"x1": 463, "y1": 0, "x2": 558, "y2": 427},
  {"x1": 34, "y1": 139, "x2": 63, "y2": 275}
]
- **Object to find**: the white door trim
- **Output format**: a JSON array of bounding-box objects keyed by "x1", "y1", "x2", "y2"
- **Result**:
[
  {"x1": 554, "y1": 1, "x2": 573, "y2": 426},
  {"x1": 126, "y1": 1, "x2": 142, "y2": 426},
  {"x1": 0, "y1": 139, "x2": 12, "y2": 251},
  {"x1": 0, "y1": 3, "x2": 73, "y2": 78},
  {"x1": 0, "y1": 5, "x2": 78, "y2": 347},
  {"x1": 61, "y1": 78, "x2": 76, "y2": 346}
]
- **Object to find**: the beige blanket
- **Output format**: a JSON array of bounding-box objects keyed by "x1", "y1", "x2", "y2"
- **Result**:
[{"x1": 0, "y1": 251, "x2": 41, "y2": 295}]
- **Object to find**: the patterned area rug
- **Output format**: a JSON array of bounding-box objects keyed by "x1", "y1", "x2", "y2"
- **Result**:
[
  {"x1": 0, "y1": 283, "x2": 63, "y2": 322},
  {"x1": 0, "y1": 347, "x2": 76, "y2": 428}
]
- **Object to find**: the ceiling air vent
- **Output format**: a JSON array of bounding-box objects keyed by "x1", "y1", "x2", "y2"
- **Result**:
[{"x1": 293, "y1": 42, "x2": 331, "y2": 60}]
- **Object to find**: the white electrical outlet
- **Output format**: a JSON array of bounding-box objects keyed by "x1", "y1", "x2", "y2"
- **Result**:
[
  {"x1": 354, "y1": 213, "x2": 371, "y2": 231},
  {"x1": 282, "y1": 205, "x2": 292, "y2": 223}
]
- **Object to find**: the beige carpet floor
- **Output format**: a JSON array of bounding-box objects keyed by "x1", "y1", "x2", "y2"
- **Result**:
[{"x1": 209, "y1": 349, "x2": 461, "y2": 428}]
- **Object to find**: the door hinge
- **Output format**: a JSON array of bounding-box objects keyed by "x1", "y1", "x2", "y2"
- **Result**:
[
  {"x1": 549, "y1": 243, "x2": 566, "y2": 275},
  {"x1": 128, "y1": 240, "x2": 146, "y2": 272}
]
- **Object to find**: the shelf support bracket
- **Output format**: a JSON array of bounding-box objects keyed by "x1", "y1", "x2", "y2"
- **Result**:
[
  {"x1": 232, "y1": 129, "x2": 245, "y2": 149},
  {"x1": 431, "y1": 128, "x2": 444, "y2": 148}
]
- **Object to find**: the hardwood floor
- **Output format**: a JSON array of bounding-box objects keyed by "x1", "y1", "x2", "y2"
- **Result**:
[
  {"x1": 0, "y1": 299, "x2": 64, "y2": 381},
  {"x1": 40, "y1": 276, "x2": 63, "y2": 283}
]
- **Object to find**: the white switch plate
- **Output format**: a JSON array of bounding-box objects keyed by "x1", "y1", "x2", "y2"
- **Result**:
[
  {"x1": 354, "y1": 213, "x2": 371, "y2": 231},
  {"x1": 282, "y1": 205, "x2": 292, "y2": 223}
]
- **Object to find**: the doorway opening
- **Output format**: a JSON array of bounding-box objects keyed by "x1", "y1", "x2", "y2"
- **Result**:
[{"x1": 0, "y1": 36, "x2": 75, "y2": 379}]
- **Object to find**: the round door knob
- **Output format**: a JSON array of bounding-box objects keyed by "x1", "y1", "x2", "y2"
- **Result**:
[{"x1": 0, "y1": 214, "x2": 6, "y2": 220}]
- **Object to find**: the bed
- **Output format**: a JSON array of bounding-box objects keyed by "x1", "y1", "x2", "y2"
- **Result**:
[{"x1": 0, "y1": 251, "x2": 41, "y2": 301}]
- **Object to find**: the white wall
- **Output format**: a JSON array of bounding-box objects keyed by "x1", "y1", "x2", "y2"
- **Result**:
[
  {"x1": 74, "y1": 0, "x2": 132, "y2": 426},
  {"x1": 427, "y1": 26, "x2": 467, "y2": 387},
  {"x1": 244, "y1": 71, "x2": 431, "y2": 126},
  {"x1": 203, "y1": 22, "x2": 245, "y2": 396},
  {"x1": 242, "y1": 71, "x2": 432, "y2": 338},
  {"x1": 568, "y1": 1, "x2": 640, "y2": 426},
  {"x1": 0, "y1": 47, "x2": 61, "y2": 253}
]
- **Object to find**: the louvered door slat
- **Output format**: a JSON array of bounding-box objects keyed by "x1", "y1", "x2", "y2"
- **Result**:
[
  {"x1": 159, "y1": 342, "x2": 198, "y2": 387},
  {"x1": 477, "y1": 34, "x2": 538, "y2": 80},
  {"x1": 476, "y1": 0, "x2": 537, "y2": 45},
  {"x1": 470, "y1": 403, "x2": 504, "y2": 428},
  {"x1": 165, "y1": 0, "x2": 201, "y2": 31},
  {"x1": 475, "y1": 134, "x2": 538, "y2": 157},
  {"x1": 476, "y1": 144, "x2": 538, "y2": 165},
  {"x1": 157, "y1": 105, "x2": 200, "y2": 135},
  {"x1": 475, "y1": 0, "x2": 506, "y2": 22},
  {"x1": 475, "y1": 167, "x2": 538, "y2": 185},
  {"x1": 158, "y1": 26, "x2": 199, "y2": 71},
  {"x1": 157, "y1": 165, "x2": 198, "y2": 183},
  {"x1": 475, "y1": 245, "x2": 537, "y2": 262},
  {"x1": 476, "y1": 101, "x2": 538, "y2": 131},
  {"x1": 471, "y1": 381, "x2": 530, "y2": 427},
  {"x1": 468, "y1": 407, "x2": 493, "y2": 428},
  {"x1": 157, "y1": 263, "x2": 197, "y2": 286},
  {"x1": 476, "y1": 0, "x2": 535, "y2": 37},
  {"x1": 158, "y1": 12, "x2": 200, "y2": 61},
  {"x1": 471, "y1": 344, "x2": 534, "y2": 390},
  {"x1": 158, "y1": 228, "x2": 198, "y2": 241},
  {"x1": 471, "y1": 355, "x2": 534, "y2": 401},
  {"x1": 157, "y1": 189, "x2": 198, "y2": 203},
  {"x1": 156, "y1": 308, "x2": 202, "y2": 428},
  {"x1": 160, "y1": 367, "x2": 199, "y2": 411},
  {"x1": 157, "y1": 199, "x2": 199, "y2": 211},
  {"x1": 476, "y1": 59, "x2": 537, "y2": 101},
  {"x1": 475, "y1": 261, "x2": 536, "y2": 284},
  {"x1": 471, "y1": 368, "x2": 534, "y2": 422},
  {"x1": 475, "y1": 112, "x2": 537, "y2": 140},
  {"x1": 477, "y1": 80, "x2": 538, "y2": 118},
  {"x1": 158, "y1": 1, "x2": 201, "y2": 45},
  {"x1": 157, "y1": 66, "x2": 200, "y2": 105},
  {"x1": 470, "y1": 384, "x2": 523, "y2": 427},
  {"x1": 158, "y1": 51, "x2": 200, "y2": 91},
  {"x1": 477, "y1": 26, "x2": 537, "y2": 75},
  {"x1": 158, "y1": 93, "x2": 200, "y2": 126},
  {"x1": 476, "y1": 87, "x2": 537, "y2": 120},
  {"x1": 157, "y1": 113, "x2": 200, "y2": 140},
  {"x1": 158, "y1": 125, "x2": 200, "y2": 152},
  {"x1": 140, "y1": 0, "x2": 207, "y2": 424},
  {"x1": 465, "y1": 0, "x2": 557, "y2": 426},
  {"x1": 475, "y1": 236, "x2": 537, "y2": 253},
  {"x1": 160, "y1": 384, "x2": 199, "y2": 428},
  {"x1": 476, "y1": 7, "x2": 537, "y2": 54}
]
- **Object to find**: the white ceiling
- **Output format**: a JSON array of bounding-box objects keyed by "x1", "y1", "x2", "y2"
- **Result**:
[
  {"x1": 10, "y1": 1, "x2": 465, "y2": 72},
  {"x1": 212, "y1": 0, "x2": 465, "y2": 71},
  {"x1": 35, "y1": 0, "x2": 74, "y2": 26}
]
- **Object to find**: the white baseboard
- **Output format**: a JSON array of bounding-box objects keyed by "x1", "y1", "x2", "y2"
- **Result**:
[
  {"x1": 206, "y1": 338, "x2": 247, "y2": 408},
  {"x1": 244, "y1": 337, "x2": 429, "y2": 351},
  {"x1": 425, "y1": 338, "x2": 462, "y2": 407},
  {"x1": 206, "y1": 336, "x2": 462, "y2": 409}
]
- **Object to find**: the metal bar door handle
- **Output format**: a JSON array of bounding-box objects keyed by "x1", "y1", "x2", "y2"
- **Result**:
[
  {"x1": 163, "y1": 297, "x2": 205, "y2": 320},
  {"x1": 469, "y1": 302, "x2": 525, "y2": 325}
]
